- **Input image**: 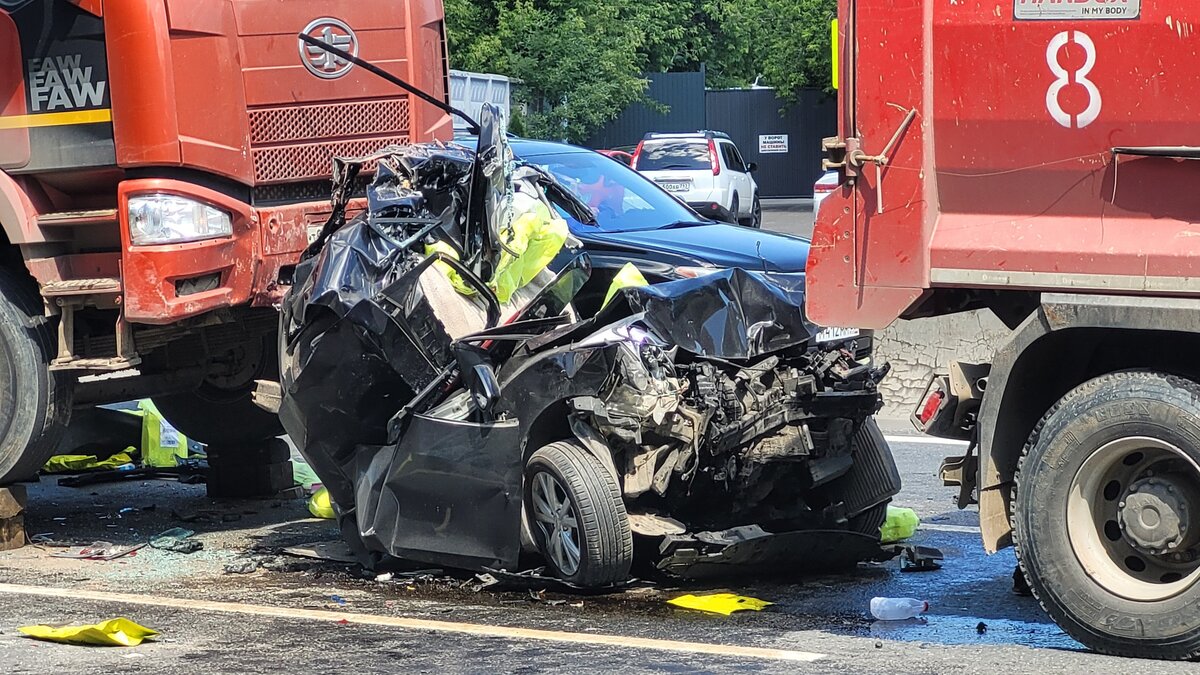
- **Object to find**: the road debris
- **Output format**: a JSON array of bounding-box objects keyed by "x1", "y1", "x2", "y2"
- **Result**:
[
  {"x1": 891, "y1": 544, "x2": 944, "y2": 573},
  {"x1": 667, "y1": 593, "x2": 773, "y2": 615},
  {"x1": 51, "y1": 541, "x2": 144, "y2": 561},
  {"x1": 280, "y1": 541, "x2": 358, "y2": 564},
  {"x1": 223, "y1": 558, "x2": 260, "y2": 575},
  {"x1": 148, "y1": 527, "x2": 203, "y2": 554},
  {"x1": 880, "y1": 506, "x2": 920, "y2": 543},
  {"x1": 18, "y1": 618, "x2": 159, "y2": 647},
  {"x1": 870, "y1": 597, "x2": 928, "y2": 621}
]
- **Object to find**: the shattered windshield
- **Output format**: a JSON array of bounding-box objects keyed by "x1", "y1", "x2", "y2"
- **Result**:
[{"x1": 524, "y1": 151, "x2": 701, "y2": 232}]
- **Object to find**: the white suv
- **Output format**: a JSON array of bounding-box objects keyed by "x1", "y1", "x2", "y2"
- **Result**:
[{"x1": 632, "y1": 132, "x2": 761, "y2": 228}]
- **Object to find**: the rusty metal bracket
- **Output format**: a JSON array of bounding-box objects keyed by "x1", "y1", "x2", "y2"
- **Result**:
[{"x1": 849, "y1": 108, "x2": 919, "y2": 214}]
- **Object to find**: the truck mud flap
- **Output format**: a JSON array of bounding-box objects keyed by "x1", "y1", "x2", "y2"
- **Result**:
[
  {"x1": 656, "y1": 526, "x2": 897, "y2": 579},
  {"x1": 351, "y1": 414, "x2": 523, "y2": 572}
]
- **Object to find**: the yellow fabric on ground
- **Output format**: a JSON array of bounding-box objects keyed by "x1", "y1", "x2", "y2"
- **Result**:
[
  {"x1": 667, "y1": 593, "x2": 773, "y2": 615},
  {"x1": 42, "y1": 450, "x2": 136, "y2": 474},
  {"x1": 19, "y1": 618, "x2": 159, "y2": 647}
]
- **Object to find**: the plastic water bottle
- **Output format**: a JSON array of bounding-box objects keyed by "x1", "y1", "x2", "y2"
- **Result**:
[{"x1": 870, "y1": 597, "x2": 929, "y2": 620}]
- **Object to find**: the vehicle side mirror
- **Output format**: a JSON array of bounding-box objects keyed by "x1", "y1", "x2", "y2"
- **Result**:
[
  {"x1": 747, "y1": 162, "x2": 758, "y2": 173},
  {"x1": 470, "y1": 363, "x2": 502, "y2": 412}
]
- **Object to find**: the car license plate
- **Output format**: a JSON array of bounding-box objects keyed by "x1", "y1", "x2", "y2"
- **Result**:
[
  {"x1": 659, "y1": 181, "x2": 690, "y2": 193},
  {"x1": 815, "y1": 327, "x2": 861, "y2": 343}
]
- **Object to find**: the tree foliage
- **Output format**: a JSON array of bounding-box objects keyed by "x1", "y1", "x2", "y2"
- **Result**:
[{"x1": 444, "y1": 0, "x2": 836, "y2": 142}]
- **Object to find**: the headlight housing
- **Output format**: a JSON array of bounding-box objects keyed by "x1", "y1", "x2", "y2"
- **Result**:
[{"x1": 128, "y1": 194, "x2": 233, "y2": 246}]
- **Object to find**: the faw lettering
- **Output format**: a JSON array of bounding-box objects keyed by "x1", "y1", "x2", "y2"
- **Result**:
[{"x1": 27, "y1": 53, "x2": 107, "y2": 112}]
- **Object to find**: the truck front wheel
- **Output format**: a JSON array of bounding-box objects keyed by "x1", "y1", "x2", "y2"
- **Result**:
[
  {"x1": 153, "y1": 333, "x2": 282, "y2": 446},
  {"x1": 0, "y1": 267, "x2": 73, "y2": 484},
  {"x1": 1014, "y1": 371, "x2": 1200, "y2": 660}
]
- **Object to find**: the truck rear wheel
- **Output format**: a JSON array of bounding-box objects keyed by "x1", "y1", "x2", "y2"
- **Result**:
[
  {"x1": 153, "y1": 333, "x2": 282, "y2": 446},
  {"x1": 0, "y1": 267, "x2": 73, "y2": 484},
  {"x1": 1014, "y1": 371, "x2": 1200, "y2": 660}
]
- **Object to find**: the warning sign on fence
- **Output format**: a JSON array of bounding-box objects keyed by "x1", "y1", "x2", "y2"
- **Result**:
[{"x1": 758, "y1": 134, "x2": 789, "y2": 154}]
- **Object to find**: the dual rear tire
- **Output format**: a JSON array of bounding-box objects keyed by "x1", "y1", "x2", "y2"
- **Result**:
[{"x1": 1014, "y1": 371, "x2": 1200, "y2": 660}]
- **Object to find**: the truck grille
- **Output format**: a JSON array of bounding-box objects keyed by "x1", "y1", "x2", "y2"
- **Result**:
[{"x1": 248, "y1": 98, "x2": 410, "y2": 185}]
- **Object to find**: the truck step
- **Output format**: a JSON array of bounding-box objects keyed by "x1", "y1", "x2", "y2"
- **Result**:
[
  {"x1": 40, "y1": 277, "x2": 121, "y2": 297},
  {"x1": 49, "y1": 355, "x2": 141, "y2": 372},
  {"x1": 36, "y1": 209, "x2": 118, "y2": 228}
]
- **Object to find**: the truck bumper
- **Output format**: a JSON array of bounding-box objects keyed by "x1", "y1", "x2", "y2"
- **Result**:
[{"x1": 118, "y1": 179, "x2": 333, "y2": 325}]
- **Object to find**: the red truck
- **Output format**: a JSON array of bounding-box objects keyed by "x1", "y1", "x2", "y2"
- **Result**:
[
  {"x1": 811, "y1": 1, "x2": 1200, "y2": 660},
  {"x1": 0, "y1": 1, "x2": 451, "y2": 484}
]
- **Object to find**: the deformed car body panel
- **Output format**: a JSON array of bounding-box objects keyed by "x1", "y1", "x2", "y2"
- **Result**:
[
  {"x1": 279, "y1": 105, "x2": 902, "y2": 580},
  {"x1": 353, "y1": 414, "x2": 524, "y2": 571}
]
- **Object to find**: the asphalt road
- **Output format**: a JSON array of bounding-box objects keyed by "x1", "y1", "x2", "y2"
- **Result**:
[
  {"x1": 2, "y1": 429, "x2": 1192, "y2": 674},
  {"x1": 761, "y1": 199, "x2": 815, "y2": 240}
]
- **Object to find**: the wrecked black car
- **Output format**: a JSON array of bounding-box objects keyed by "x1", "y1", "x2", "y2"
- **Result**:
[{"x1": 277, "y1": 105, "x2": 901, "y2": 587}]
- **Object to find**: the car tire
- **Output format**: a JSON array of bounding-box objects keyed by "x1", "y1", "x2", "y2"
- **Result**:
[
  {"x1": 0, "y1": 266, "x2": 73, "y2": 484},
  {"x1": 729, "y1": 194, "x2": 740, "y2": 225},
  {"x1": 1013, "y1": 371, "x2": 1200, "y2": 660},
  {"x1": 525, "y1": 440, "x2": 633, "y2": 587},
  {"x1": 741, "y1": 194, "x2": 763, "y2": 228},
  {"x1": 154, "y1": 333, "x2": 283, "y2": 446}
]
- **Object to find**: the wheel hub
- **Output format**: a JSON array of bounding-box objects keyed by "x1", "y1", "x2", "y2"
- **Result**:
[{"x1": 1118, "y1": 476, "x2": 1192, "y2": 554}]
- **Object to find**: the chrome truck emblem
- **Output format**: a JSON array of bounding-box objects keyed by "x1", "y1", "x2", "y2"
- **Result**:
[{"x1": 299, "y1": 18, "x2": 358, "y2": 79}]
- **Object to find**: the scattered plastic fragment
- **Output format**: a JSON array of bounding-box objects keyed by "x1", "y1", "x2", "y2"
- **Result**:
[
  {"x1": 42, "y1": 451, "x2": 136, "y2": 474},
  {"x1": 375, "y1": 572, "x2": 394, "y2": 582},
  {"x1": 51, "y1": 541, "x2": 145, "y2": 560},
  {"x1": 228, "y1": 557, "x2": 258, "y2": 573},
  {"x1": 880, "y1": 506, "x2": 920, "y2": 543},
  {"x1": 666, "y1": 593, "x2": 773, "y2": 615},
  {"x1": 308, "y1": 487, "x2": 335, "y2": 519},
  {"x1": 149, "y1": 527, "x2": 203, "y2": 554},
  {"x1": 281, "y1": 540, "x2": 358, "y2": 563},
  {"x1": 870, "y1": 597, "x2": 928, "y2": 621},
  {"x1": 19, "y1": 618, "x2": 159, "y2": 647},
  {"x1": 331, "y1": 595, "x2": 347, "y2": 605}
]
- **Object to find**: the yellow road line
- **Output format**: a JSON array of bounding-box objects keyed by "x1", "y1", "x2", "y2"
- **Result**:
[
  {"x1": 0, "y1": 108, "x2": 112, "y2": 129},
  {"x1": 0, "y1": 582, "x2": 825, "y2": 663}
]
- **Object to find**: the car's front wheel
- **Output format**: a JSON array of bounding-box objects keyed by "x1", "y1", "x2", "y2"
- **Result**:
[{"x1": 525, "y1": 440, "x2": 632, "y2": 587}]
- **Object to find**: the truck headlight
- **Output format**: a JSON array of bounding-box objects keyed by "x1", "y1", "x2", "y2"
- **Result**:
[{"x1": 128, "y1": 194, "x2": 233, "y2": 246}]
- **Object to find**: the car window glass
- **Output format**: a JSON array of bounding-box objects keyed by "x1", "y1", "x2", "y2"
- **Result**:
[
  {"x1": 730, "y1": 144, "x2": 748, "y2": 172},
  {"x1": 637, "y1": 141, "x2": 709, "y2": 171},
  {"x1": 529, "y1": 151, "x2": 699, "y2": 232},
  {"x1": 721, "y1": 142, "x2": 745, "y2": 172}
]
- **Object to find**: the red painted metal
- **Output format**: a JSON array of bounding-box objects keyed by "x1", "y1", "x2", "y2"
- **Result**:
[
  {"x1": 807, "y1": 2, "x2": 1200, "y2": 330},
  {"x1": 3, "y1": 1, "x2": 451, "y2": 326}
]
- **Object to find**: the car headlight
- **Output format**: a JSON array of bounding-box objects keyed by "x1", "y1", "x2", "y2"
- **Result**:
[
  {"x1": 128, "y1": 194, "x2": 233, "y2": 246},
  {"x1": 675, "y1": 266, "x2": 723, "y2": 279}
]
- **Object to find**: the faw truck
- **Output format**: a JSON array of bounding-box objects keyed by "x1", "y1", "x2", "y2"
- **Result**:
[
  {"x1": 811, "y1": 0, "x2": 1200, "y2": 660},
  {"x1": 0, "y1": 0, "x2": 451, "y2": 484}
]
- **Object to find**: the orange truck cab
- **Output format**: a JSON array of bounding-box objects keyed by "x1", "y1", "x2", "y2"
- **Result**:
[
  {"x1": 0, "y1": 0, "x2": 451, "y2": 482},
  {"x1": 810, "y1": 1, "x2": 1200, "y2": 660}
]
